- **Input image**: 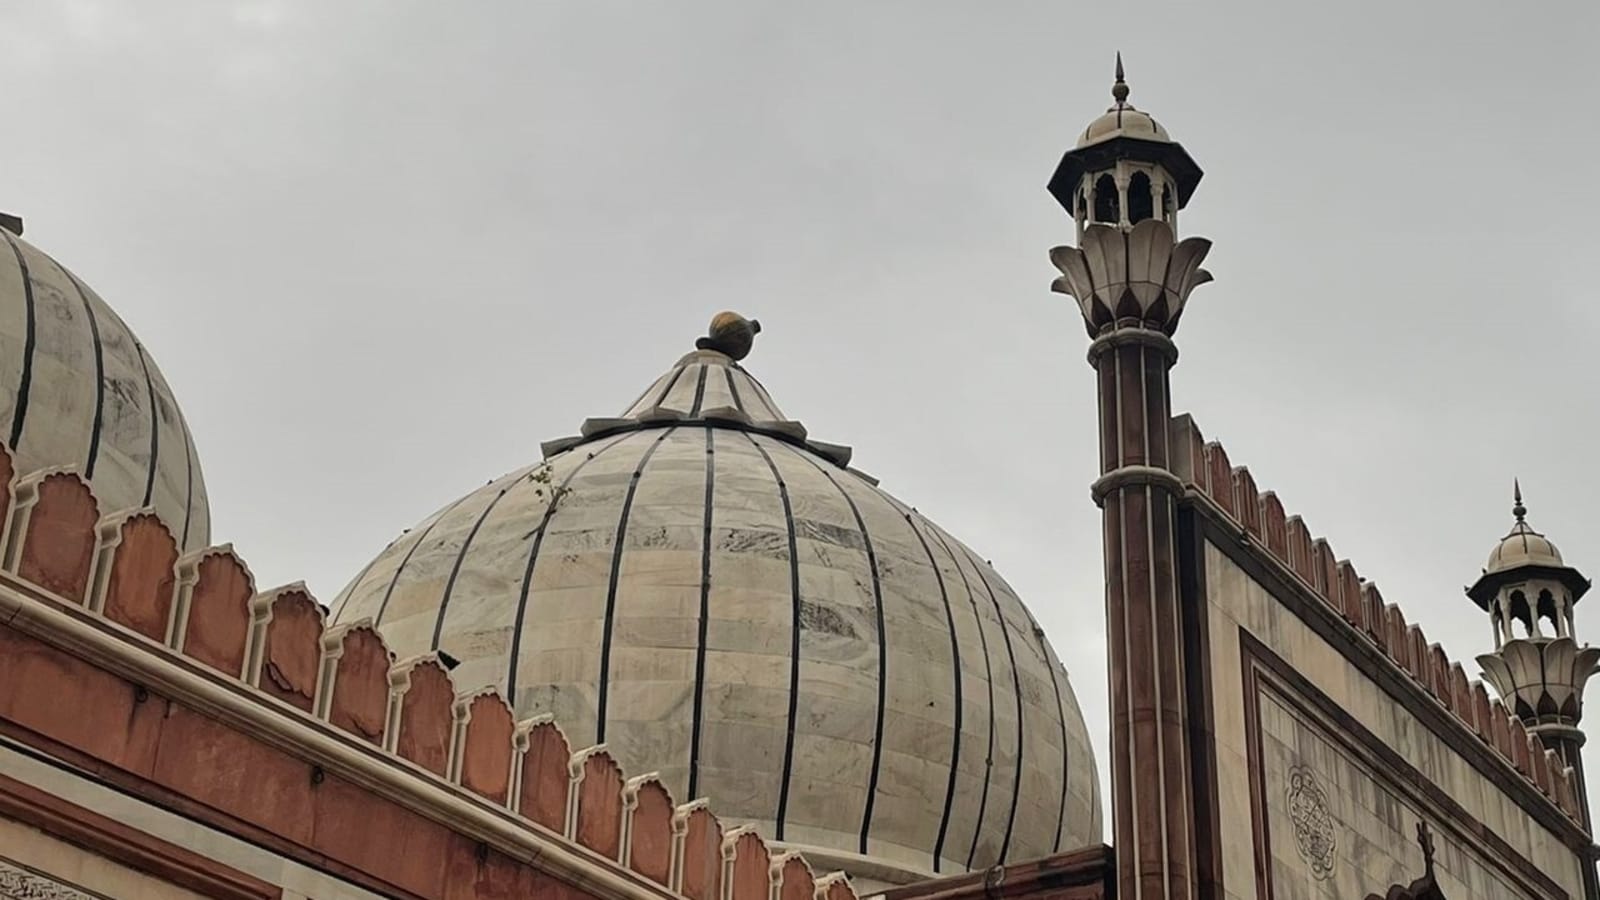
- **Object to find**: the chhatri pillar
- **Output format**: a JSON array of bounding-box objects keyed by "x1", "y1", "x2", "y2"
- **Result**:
[{"x1": 1048, "y1": 57, "x2": 1212, "y2": 900}]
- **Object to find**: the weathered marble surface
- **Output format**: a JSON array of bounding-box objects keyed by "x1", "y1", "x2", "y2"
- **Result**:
[
  {"x1": 0, "y1": 229, "x2": 208, "y2": 549},
  {"x1": 332, "y1": 354, "x2": 1100, "y2": 877}
]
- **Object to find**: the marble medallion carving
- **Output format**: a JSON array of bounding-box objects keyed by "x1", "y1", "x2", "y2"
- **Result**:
[{"x1": 1286, "y1": 765, "x2": 1337, "y2": 879}]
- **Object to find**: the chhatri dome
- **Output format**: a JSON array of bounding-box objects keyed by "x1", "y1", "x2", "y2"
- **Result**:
[
  {"x1": 1483, "y1": 481, "x2": 1567, "y2": 574},
  {"x1": 331, "y1": 312, "x2": 1100, "y2": 881},
  {"x1": 1075, "y1": 54, "x2": 1170, "y2": 148},
  {"x1": 0, "y1": 216, "x2": 209, "y2": 549}
]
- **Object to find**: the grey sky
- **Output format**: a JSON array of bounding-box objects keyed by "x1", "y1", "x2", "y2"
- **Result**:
[{"x1": 4, "y1": 1, "x2": 1597, "y2": 837}]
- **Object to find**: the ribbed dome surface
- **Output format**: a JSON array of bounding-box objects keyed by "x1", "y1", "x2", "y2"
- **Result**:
[
  {"x1": 0, "y1": 226, "x2": 209, "y2": 549},
  {"x1": 1487, "y1": 521, "x2": 1564, "y2": 573},
  {"x1": 331, "y1": 339, "x2": 1099, "y2": 877},
  {"x1": 1077, "y1": 104, "x2": 1170, "y2": 148}
]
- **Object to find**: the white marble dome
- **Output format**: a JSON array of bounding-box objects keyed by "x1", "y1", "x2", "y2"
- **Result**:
[
  {"x1": 1077, "y1": 104, "x2": 1170, "y2": 149},
  {"x1": 330, "y1": 321, "x2": 1100, "y2": 879},
  {"x1": 1487, "y1": 521, "x2": 1564, "y2": 574},
  {"x1": 0, "y1": 223, "x2": 209, "y2": 549}
]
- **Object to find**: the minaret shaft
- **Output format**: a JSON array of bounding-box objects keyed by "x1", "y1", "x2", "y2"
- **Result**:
[{"x1": 1093, "y1": 334, "x2": 1193, "y2": 900}]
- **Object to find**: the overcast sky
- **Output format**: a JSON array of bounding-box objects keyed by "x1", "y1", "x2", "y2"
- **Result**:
[{"x1": 4, "y1": 1, "x2": 1597, "y2": 841}]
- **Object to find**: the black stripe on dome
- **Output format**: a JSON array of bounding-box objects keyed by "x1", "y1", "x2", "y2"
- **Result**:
[
  {"x1": 54, "y1": 265, "x2": 105, "y2": 480},
  {"x1": 177, "y1": 406, "x2": 196, "y2": 549},
  {"x1": 134, "y1": 343, "x2": 160, "y2": 507},
  {"x1": 744, "y1": 368, "x2": 785, "y2": 421},
  {"x1": 901, "y1": 510, "x2": 965, "y2": 873},
  {"x1": 652, "y1": 366, "x2": 686, "y2": 410},
  {"x1": 746, "y1": 432, "x2": 802, "y2": 841},
  {"x1": 689, "y1": 365, "x2": 709, "y2": 417},
  {"x1": 2, "y1": 230, "x2": 37, "y2": 449},
  {"x1": 959, "y1": 546, "x2": 1025, "y2": 864},
  {"x1": 1042, "y1": 638, "x2": 1071, "y2": 851},
  {"x1": 506, "y1": 434, "x2": 628, "y2": 707},
  {"x1": 430, "y1": 479, "x2": 518, "y2": 650},
  {"x1": 622, "y1": 372, "x2": 671, "y2": 416},
  {"x1": 335, "y1": 550, "x2": 385, "y2": 621},
  {"x1": 722, "y1": 367, "x2": 746, "y2": 414},
  {"x1": 373, "y1": 492, "x2": 476, "y2": 627},
  {"x1": 595, "y1": 426, "x2": 677, "y2": 743},
  {"x1": 687, "y1": 426, "x2": 715, "y2": 801},
  {"x1": 924, "y1": 525, "x2": 998, "y2": 871},
  {"x1": 788, "y1": 449, "x2": 889, "y2": 856}
]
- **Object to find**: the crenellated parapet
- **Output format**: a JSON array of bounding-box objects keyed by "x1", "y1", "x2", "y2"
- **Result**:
[
  {"x1": 1170, "y1": 414, "x2": 1588, "y2": 824},
  {"x1": 0, "y1": 441, "x2": 859, "y2": 900}
]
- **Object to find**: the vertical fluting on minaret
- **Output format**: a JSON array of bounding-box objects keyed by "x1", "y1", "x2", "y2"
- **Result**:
[
  {"x1": 1472, "y1": 484, "x2": 1598, "y2": 834},
  {"x1": 1048, "y1": 57, "x2": 1212, "y2": 900}
]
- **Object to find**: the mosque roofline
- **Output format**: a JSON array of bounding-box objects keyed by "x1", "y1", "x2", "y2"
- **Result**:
[
  {"x1": 0, "y1": 440, "x2": 866, "y2": 900},
  {"x1": 1167, "y1": 413, "x2": 1589, "y2": 832}
]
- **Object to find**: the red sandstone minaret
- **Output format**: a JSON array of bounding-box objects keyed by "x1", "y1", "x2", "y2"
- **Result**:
[{"x1": 1048, "y1": 57, "x2": 1212, "y2": 900}]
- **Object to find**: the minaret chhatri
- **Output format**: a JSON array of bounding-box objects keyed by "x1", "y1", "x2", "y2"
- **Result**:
[
  {"x1": 1048, "y1": 58, "x2": 1212, "y2": 900},
  {"x1": 1472, "y1": 483, "x2": 1598, "y2": 829}
]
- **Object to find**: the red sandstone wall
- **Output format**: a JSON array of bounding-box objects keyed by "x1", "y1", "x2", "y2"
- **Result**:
[{"x1": 0, "y1": 442, "x2": 862, "y2": 900}]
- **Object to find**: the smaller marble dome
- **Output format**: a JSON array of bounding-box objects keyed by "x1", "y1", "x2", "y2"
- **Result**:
[
  {"x1": 0, "y1": 220, "x2": 209, "y2": 549},
  {"x1": 1076, "y1": 56, "x2": 1171, "y2": 149},
  {"x1": 1486, "y1": 489, "x2": 1564, "y2": 574},
  {"x1": 1077, "y1": 105, "x2": 1170, "y2": 149}
]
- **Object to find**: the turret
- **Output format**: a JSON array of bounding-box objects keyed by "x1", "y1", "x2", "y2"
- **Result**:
[
  {"x1": 1472, "y1": 482, "x2": 1598, "y2": 829},
  {"x1": 1047, "y1": 54, "x2": 1203, "y2": 242}
]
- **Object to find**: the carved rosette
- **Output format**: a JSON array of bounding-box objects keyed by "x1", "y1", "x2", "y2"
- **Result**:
[
  {"x1": 1477, "y1": 636, "x2": 1600, "y2": 724},
  {"x1": 1049, "y1": 218, "x2": 1213, "y2": 336},
  {"x1": 1286, "y1": 766, "x2": 1337, "y2": 880}
]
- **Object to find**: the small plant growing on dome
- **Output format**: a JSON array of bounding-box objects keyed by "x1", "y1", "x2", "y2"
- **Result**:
[{"x1": 526, "y1": 461, "x2": 570, "y2": 509}]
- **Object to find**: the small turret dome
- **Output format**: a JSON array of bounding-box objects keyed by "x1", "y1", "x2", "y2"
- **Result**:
[
  {"x1": 1487, "y1": 523, "x2": 1564, "y2": 574},
  {"x1": 1077, "y1": 107, "x2": 1170, "y2": 148},
  {"x1": 1075, "y1": 55, "x2": 1173, "y2": 148},
  {"x1": 1485, "y1": 483, "x2": 1564, "y2": 573}
]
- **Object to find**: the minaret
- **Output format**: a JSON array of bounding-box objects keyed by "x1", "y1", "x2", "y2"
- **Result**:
[
  {"x1": 1472, "y1": 483, "x2": 1598, "y2": 829},
  {"x1": 1048, "y1": 59, "x2": 1211, "y2": 900}
]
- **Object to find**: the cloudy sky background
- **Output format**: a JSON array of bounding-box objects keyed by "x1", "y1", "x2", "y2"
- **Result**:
[{"x1": 3, "y1": 1, "x2": 1597, "y2": 841}]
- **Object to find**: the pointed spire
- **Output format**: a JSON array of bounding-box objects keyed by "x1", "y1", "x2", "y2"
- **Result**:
[
  {"x1": 1111, "y1": 52, "x2": 1130, "y2": 106},
  {"x1": 1513, "y1": 478, "x2": 1527, "y2": 523}
]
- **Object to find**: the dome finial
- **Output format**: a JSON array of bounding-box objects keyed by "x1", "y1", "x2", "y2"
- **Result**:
[
  {"x1": 1111, "y1": 52, "x2": 1129, "y2": 105},
  {"x1": 1513, "y1": 478, "x2": 1527, "y2": 522},
  {"x1": 695, "y1": 311, "x2": 762, "y2": 361}
]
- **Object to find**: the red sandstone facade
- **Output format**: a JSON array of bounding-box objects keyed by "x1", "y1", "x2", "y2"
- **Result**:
[{"x1": 0, "y1": 449, "x2": 862, "y2": 899}]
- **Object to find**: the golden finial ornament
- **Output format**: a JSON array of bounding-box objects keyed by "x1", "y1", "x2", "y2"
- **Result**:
[{"x1": 696, "y1": 311, "x2": 762, "y2": 361}]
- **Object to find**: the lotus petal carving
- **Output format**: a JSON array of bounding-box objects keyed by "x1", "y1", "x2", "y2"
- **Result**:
[
  {"x1": 1477, "y1": 637, "x2": 1600, "y2": 722},
  {"x1": 1049, "y1": 218, "x2": 1213, "y2": 336}
]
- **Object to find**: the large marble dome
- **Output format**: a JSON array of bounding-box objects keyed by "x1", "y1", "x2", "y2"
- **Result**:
[
  {"x1": 330, "y1": 314, "x2": 1099, "y2": 880},
  {"x1": 0, "y1": 221, "x2": 209, "y2": 549}
]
